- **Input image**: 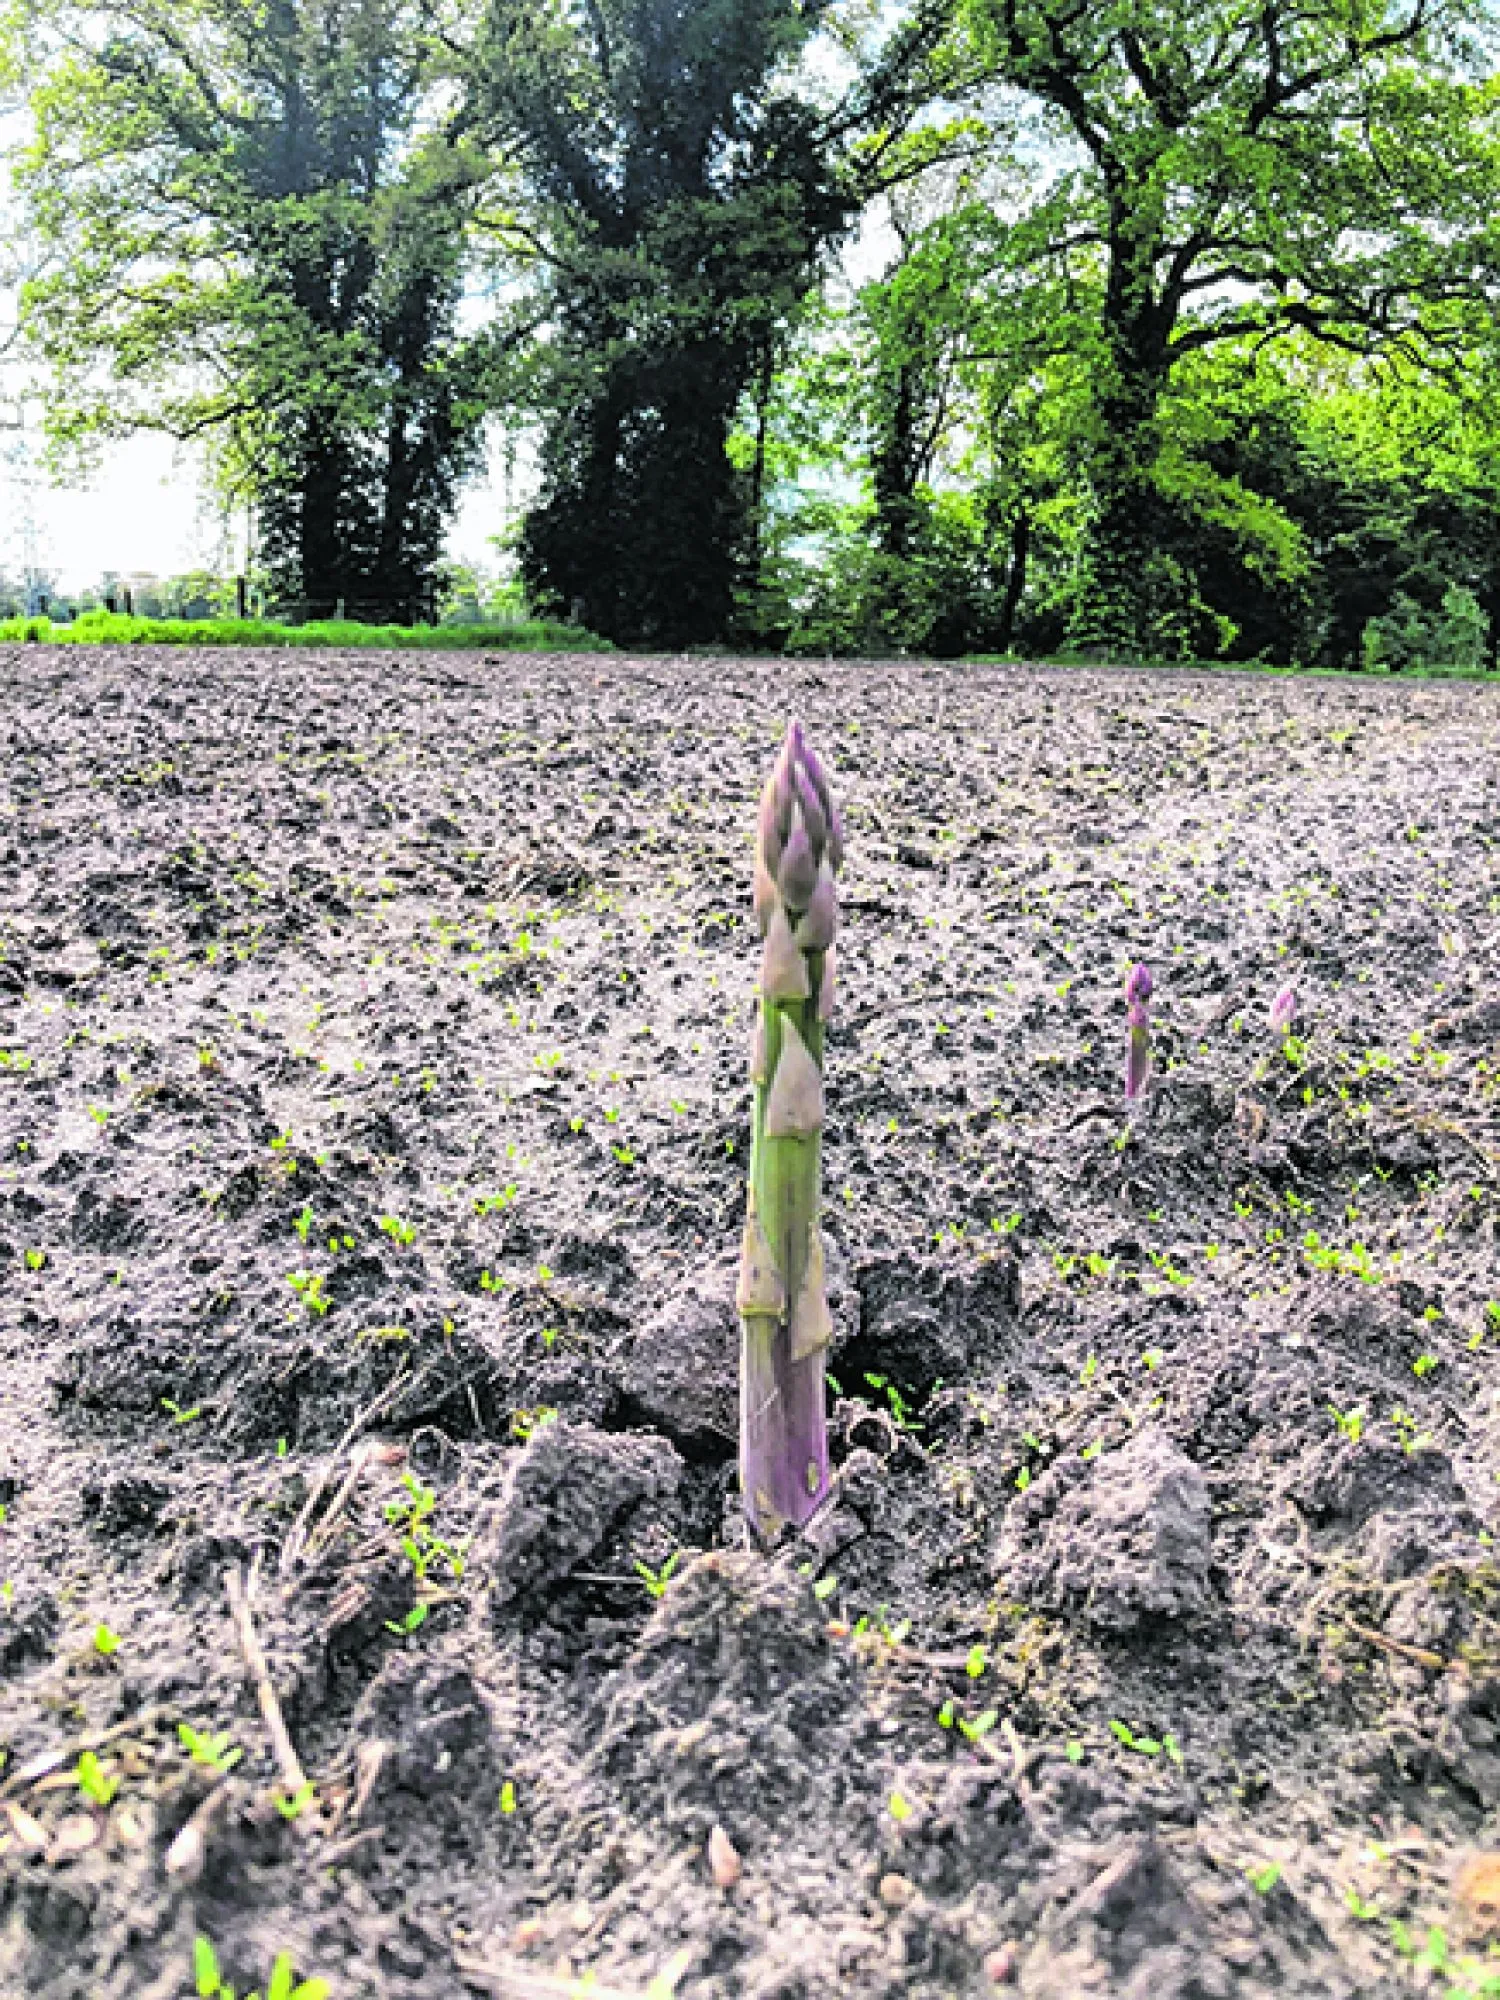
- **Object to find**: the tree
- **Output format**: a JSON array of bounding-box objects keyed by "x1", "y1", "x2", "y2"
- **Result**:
[
  {"x1": 958, "y1": 0, "x2": 1500, "y2": 654},
  {"x1": 14, "y1": 0, "x2": 493, "y2": 618},
  {"x1": 467, "y1": 0, "x2": 973, "y2": 647}
]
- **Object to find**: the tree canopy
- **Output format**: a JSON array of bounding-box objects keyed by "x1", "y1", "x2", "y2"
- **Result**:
[{"x1": 6, "y1": 0, "x2": 1500, "y2": 662}]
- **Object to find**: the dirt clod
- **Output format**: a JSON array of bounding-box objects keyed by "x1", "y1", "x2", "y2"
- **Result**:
[{"x1": 995, "y1": 1428, "x2": 1214, "y2": 1631}]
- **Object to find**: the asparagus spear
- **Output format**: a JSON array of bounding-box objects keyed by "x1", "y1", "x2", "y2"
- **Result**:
[
  {"x1": 738, "y1": 721, "x2": 843, "y2": 1545},
  {"x1": 1268, "y1": 982, "x2": 1298, "y2": 1034},
  {"x1": 1124, "y1": 962, "x2": 1153, "y2": 1101}
]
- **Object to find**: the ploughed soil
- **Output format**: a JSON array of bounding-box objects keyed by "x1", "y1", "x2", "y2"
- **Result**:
[{"x1": 2, "y1": 645, "x2": 1500, "y2": 2000}]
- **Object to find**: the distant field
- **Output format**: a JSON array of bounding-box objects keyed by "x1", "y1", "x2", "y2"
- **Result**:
[{"x1": 0, "y1": 609, "x2": 612, "y2": 651}]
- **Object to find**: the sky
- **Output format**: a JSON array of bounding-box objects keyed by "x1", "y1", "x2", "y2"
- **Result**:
[{"x1": 0, "y1": 424, "x2": 528, "y2": 594}]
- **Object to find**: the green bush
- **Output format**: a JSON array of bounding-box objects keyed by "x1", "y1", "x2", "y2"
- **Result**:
[{"x1": 1362, "y1": 585, "x2": 1487, "y2": 675}]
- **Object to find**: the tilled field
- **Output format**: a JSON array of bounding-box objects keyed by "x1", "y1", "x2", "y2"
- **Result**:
[{"x1": 2, "y1": 645, "x2": 1499, "y2": 2000}]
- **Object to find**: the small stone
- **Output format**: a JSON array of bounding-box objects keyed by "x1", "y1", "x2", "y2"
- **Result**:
[
  {"x1": 511, "y1": 1918, "x2": 546, "y2": 1953},
  {"x1": 50, "y1": 1813, "x2": 101, "y2": 1857},
  {"x1": 984, "y1": 1941, "x2": 1019, "y2": 1985},
  {"x1": 164, "y1": 1817, "x2": 206, "y2": 1882},
  {"x1": 707, "y1": 1823, "x2": 742, "y2": 1888},
  {"x1": 878, "y1": 1872, "x2": 914, "y2": 1909},
  {"x1": 3, "y1": 1803, "x2": 47, "y2": 1850},
  {"x1": 1457, "y1": 1852, "x2": 1500, "y2": 1933}
]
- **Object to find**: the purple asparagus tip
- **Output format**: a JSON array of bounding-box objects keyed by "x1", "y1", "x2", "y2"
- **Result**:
[
  {"x1": 1124, "y1": 962, "x2": 1152, "y2": 1102},
  {"x1": 1269, "y1": 983, "x2": 1298, "y2": 1034}
]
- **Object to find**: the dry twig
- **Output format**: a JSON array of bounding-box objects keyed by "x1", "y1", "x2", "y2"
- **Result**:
[{"x1": 224, "y1": 1564, "x2": 315, "y2": 1826}]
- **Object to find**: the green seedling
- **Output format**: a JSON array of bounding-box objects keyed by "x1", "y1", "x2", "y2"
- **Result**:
[
  {"x1": 850, "y1": 1604, "x2": 911, "y2": 1645},
  {"x1": 194, "y1": 1937, "x2": 329, "y2": 2000},
  {"x1": 285, "y1": 1270, "x2": 330, "y2": 1316},
  {"x1": 1109, "y1": 1719, "x2": 1182, "y2": 1763},
  {"x1": 474, "y1": 1184, "x2": 518, "y2": 1215},
  {"x1": 384, "y1": 1603, "x2": 430, "y2": 1636},
  {"x1": 382, "y1": 1470, "x2": 466, "y2": 1623},
  {"x1": 509, "y1": 1406, "x2": 556, "y2": 1444},
  {"x1": 377, "y1": 1213, "x2": 416, "y2": 1245},
  {"x1": 862, "y1": 1371, "x2": 920, "y2": 1431},
  {"x1": 161, "y1": 1397, "x2": 203, "y2": 1424},
  {"x1": 76, "y1": 1751, "x2": 119, "y2": 1806},
  {"x1": 1389, "y1": 1407, "x2": 1434, "y2": 1455},
  {"x1": 92, "y1": 1623, "x2": 121, "y2": 1657},
  {"x1": 1328, "y1": 1403, "x2": 1365, "y2": 1444},
  {"x1": 633, "y1": 1552, "x2": 682, "y2": 1599},
  {"x1": 177, "y1": 1723, "x2": 243, "y2": 1772}
]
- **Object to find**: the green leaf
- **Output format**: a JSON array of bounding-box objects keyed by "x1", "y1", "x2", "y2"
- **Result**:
[{"x1": 194, "y1": 1936, "x2": 221, "y2": 1998}]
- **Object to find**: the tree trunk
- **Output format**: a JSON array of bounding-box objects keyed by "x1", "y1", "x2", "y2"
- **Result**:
[
  {"x1": 872, "y1": 360, "x2": 922, "y2": 560},
  {"x1": 1070, "y1": 350, "x2": 1176, "y2": 655},
  {"x1": 1070, "y1": 206, "x2": 1178, "y2": 656},
  {"x1": 996, "y1": 507, "x2": 1030, "y2": 653}
]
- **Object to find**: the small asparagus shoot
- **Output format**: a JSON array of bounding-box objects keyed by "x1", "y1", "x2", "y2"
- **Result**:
[
  {"x1": 1124, "y1": 962, "x2": 1153, "y2": 1101},
  {"x1": 738, "y1": 720, "x2": 843, "y2": 1546},
  {"x1": 1268, "y1": 982, "x2": 1298, "y2": 1034}
]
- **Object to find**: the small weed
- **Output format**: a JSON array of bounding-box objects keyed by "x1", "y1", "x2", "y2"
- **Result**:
[
  {"x1": 1109, "y1": 1719, "x2": 1182, "y2": 1763},
  {"x1": 193, "y1": 1936, "x2": 329, "y2": 2000},
  {"x1": 285, "y1": 1270, "x2": 330, "y2": 1316},
  {"x1": 474, "y1": 1184, "x2": 518, "y2": 1215},
  {"x1": 177, "y1": 1723, "x2": 242, "y2": 1773},
  {"x1": 509, "y1": 1406, "x2": 557, "y2": 1443},
  {"x1": 863, "y1": 1372, "x2": 920, "y2": 1431},
  {"x1": 633, "y1": 1552, "x2": 682, "y2": 1599},
  {"x1": 75, "y1": 1751, "x2": 119, "y2": 1807}
]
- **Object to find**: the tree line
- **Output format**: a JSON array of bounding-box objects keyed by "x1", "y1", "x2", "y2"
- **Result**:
[{"x1": 6, "y1": 0, "x2": 1500, "y2": 665}]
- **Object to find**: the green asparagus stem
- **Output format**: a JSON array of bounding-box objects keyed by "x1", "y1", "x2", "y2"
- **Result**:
[{"x1": 738, "y1": 720, "x2": 843, "y2": 1545}]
